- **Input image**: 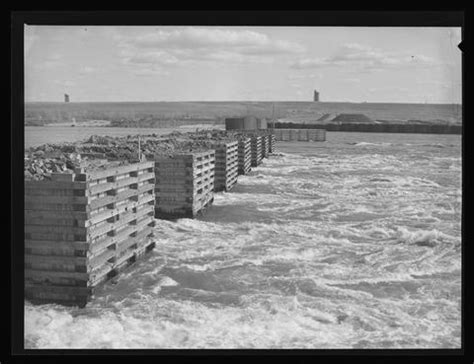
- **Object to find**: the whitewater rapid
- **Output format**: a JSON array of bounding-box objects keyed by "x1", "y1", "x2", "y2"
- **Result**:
[{"x1": 24, "y1": 132, "x2": 462, "y2": 349}]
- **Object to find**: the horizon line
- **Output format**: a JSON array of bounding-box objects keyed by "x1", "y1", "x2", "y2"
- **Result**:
[{"x1": 24, "y1": 100, "x2": 463, "y2": 106}]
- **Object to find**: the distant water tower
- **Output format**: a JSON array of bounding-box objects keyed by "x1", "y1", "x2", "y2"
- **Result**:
[
  {"x1": 313, "y1": 90, "x2": 320, "y2": 102},
  {"x1": 64, "y1": 94, "x2": 70, "y2": 103}
]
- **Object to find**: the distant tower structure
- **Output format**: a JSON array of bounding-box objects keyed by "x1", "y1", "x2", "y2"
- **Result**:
[
  {"x1": 313, "y1": 90, "x2": 320, "y2": 102},
  {"x1": 64, "y1": 94, "x2": 70, "y2": 103}
]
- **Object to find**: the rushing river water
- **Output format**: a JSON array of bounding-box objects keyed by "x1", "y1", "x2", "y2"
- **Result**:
[{"x1": 24, "y1": 131, "x2": 462, "y2": 349}]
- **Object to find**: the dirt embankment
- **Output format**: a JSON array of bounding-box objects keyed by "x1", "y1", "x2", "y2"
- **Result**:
[{"x1": 330, "y1": 114, "x2": 375, "y2": 123}]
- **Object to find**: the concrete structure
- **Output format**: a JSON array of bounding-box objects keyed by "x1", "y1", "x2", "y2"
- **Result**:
[
  {"x1": 313, "y1": 90, "x2": 319, "y2": 102},
  {"x1": 24, "y1": 131, "x2": 280, "y2": 308},
  {"x1": 273, "y1": 128, "x2": 326, "y2": 141},
  {"x1": 225, "y1": 116, "x2": 267, "y2": 130},
  {"x1": 25, "y1": 160, "x2": 156, "y2": 307},
  {"x1": 256, "y1": 118, "x2": 268, "y2": 129},
  {"x1": 274, "y1": 122, "x2": 462, "y2": 135}
]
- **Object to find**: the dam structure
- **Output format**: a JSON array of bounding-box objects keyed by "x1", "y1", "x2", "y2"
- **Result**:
[
  {"x1": 24, "y1": 129, "x2": 278, "y2": 307},
  {"x1": 274, "y1": 121, "x2": 462, "y2": 135},
  {"x1": 225, "y1": 116, "x2": 326, "y2": 142}
]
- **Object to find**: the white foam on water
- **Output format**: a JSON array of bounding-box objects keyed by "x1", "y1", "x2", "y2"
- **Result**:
[
  {"x1": 25, "y1": 135, "x2": 462, "y2": 349},
  {"x1": 353, "y1": 142, "x2": 393, "y2": 147}
]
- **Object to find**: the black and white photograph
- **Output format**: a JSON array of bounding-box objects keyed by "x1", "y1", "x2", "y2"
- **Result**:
[{"x1": 12, "y1": 11, "x2": 465, "y2": 352}]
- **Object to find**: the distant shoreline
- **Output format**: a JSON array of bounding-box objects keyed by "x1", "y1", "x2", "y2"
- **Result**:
[
  {"x1": 274, "y1": 122, "x2": 462, "y2": 135},
  {"x1": 25, "y1": 101, "x2": 462, "y2": 106},
  {"x1": 24, "y1": 101, "x2": 462, "y2": 127}
]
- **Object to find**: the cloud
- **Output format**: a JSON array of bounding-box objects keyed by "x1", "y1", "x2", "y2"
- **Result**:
[
  {"x1": 48, "y1": 53, "x2": 63, "y2": 61},
  {"x1": 32, "y1": 60, "x2": 63, "y2": 70},
  {"x1": 124, "y1": 51, "x2": 180, "y2": 66},
  {"x1": 53, "y1": 79, "x2": 76, "y2": 88},
  {"x1": 26, "y1": 52, "x2": 65, "y2": 70},
  {"x1": 287, "y1": 73, "x2": 322, "y2": 80},
  {"x1": 134, "y1": 27, "x2": 267, "y2": 49},
  {"x1": 132, "y1": 68, "x2": 170, "y2": 77},
  {"x1": 117, "y1": 27, "x2": 305, "y2": 68},
  {"x1": 291, "y1": 43, "x2": 441, "y2": 71},
  {"x1": 120, "y1": 50, "x2": 184, "y2": 76},
  {"x1": 24, "y1": 26, "x2": 40, "y2": 56},
  {"x1": 78, "y1": 66, "x2": 97, "y2": 75},
  {"x1": 24, "y1": 34, "x2": 38, "y2": 55},
  {"x1": 290, "y1": 83, "x2": 302, "y2": 88},
  {"x1": 367, "y1": 86, "x2": 410, "y2": 93},
  {"x1": 343, "y1": 77, "x2": 361, "y2": 83},
  {"x1": 128, "y1": 27, "x2": 304, "y2": 54}
]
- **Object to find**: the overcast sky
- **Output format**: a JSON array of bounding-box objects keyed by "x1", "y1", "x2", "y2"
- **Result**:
[{"x1": 24, "y1": 26, "x2": 462, "y2": 103}]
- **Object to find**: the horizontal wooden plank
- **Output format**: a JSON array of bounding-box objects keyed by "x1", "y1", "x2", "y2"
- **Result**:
[
  {"x1": 87, "y1": 194, "x2": 154, "y2": 227},
  {"x1": 89, "y1": 223, "x2": 151, "y2": 255},
  {"x1": 76, "y1": 161, "x2": 154, "y2": 181},
  {"x1": 25, "y1": 210, "x2": 90, "y2": 221},
  {"x1": 88, "y1": 172, "x2": 155, "y2": 195},
  {"x1": 25, "y1": 180, "x2": 88, "y2": 190},
  {"x1": 24, "y1": 201, "x2": 89, "y2": 212},
  {"x1": 25, "y1": 253, "x2": 88, "y2": 265},
  {"x1": 24, "y1": 188, "x2": 84, "y2": 197},
  {"x1": 155, "y1": 164, "x2": 213, "y2": 179},
  {"x1": 91, "y1": 215, "x2": 154, "y2": 247},
  {"x1": 25, "y1": 231, "x2": 87, "y2": 242},
  {"x1": 25, "y1": 283, "x2": 93, "y2": 296},
  {"x1": 89, "y1": 184, "x2": 154, "y2": 211},
  {"x1": 88, "y1": 205, "x2": 154, "y2": 240},
  {"x1": 25, "y1": 243, "x2": 89, "y2": 257},
  {"x1": 111, "y1": 248, "x2": 146, "y2": 272},
  {"x1": 25, "y1": 260, "x2": 83, "y2": 272},
  {"x1": 25, "y1": 269, "x2": 90, "y2": 284},
  {"x1": 87, "y1": 246, "x2": 118, "y2": 270},
  {"x1": 25, "y1": 215, "x2": 85, "y2": 228},
  {"x1": 115, "y1": 233, "x2": 153, "y2": 256},
  {"x1": 157, "y1": 196, "x2": 192, "y2": 204},
  {"x1": 153, "y1": 151, "x2": 215, "y2": 163},
  {"x1": 155, "y1": 175, "x2": 214, "y2": 187},
  {"x1": 25, "y1": 225, "x2": 88, "y2": 236},
  {"x1": 26, "y1": 194, "x2": 90, "y2": 206},
  {"x1": 155, "y1": 170, "x2": 197, "y2": 178},
  {"x1": 25, "y1": 238, "x2": 89, "y2": 248},
  {"x1": 90, "y1": 236, "x2": 154, "y2": 286}
]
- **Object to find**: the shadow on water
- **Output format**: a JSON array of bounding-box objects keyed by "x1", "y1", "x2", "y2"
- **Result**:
[{"x1": 199, "y1": 203, "x2": 275, "y2": 224}]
